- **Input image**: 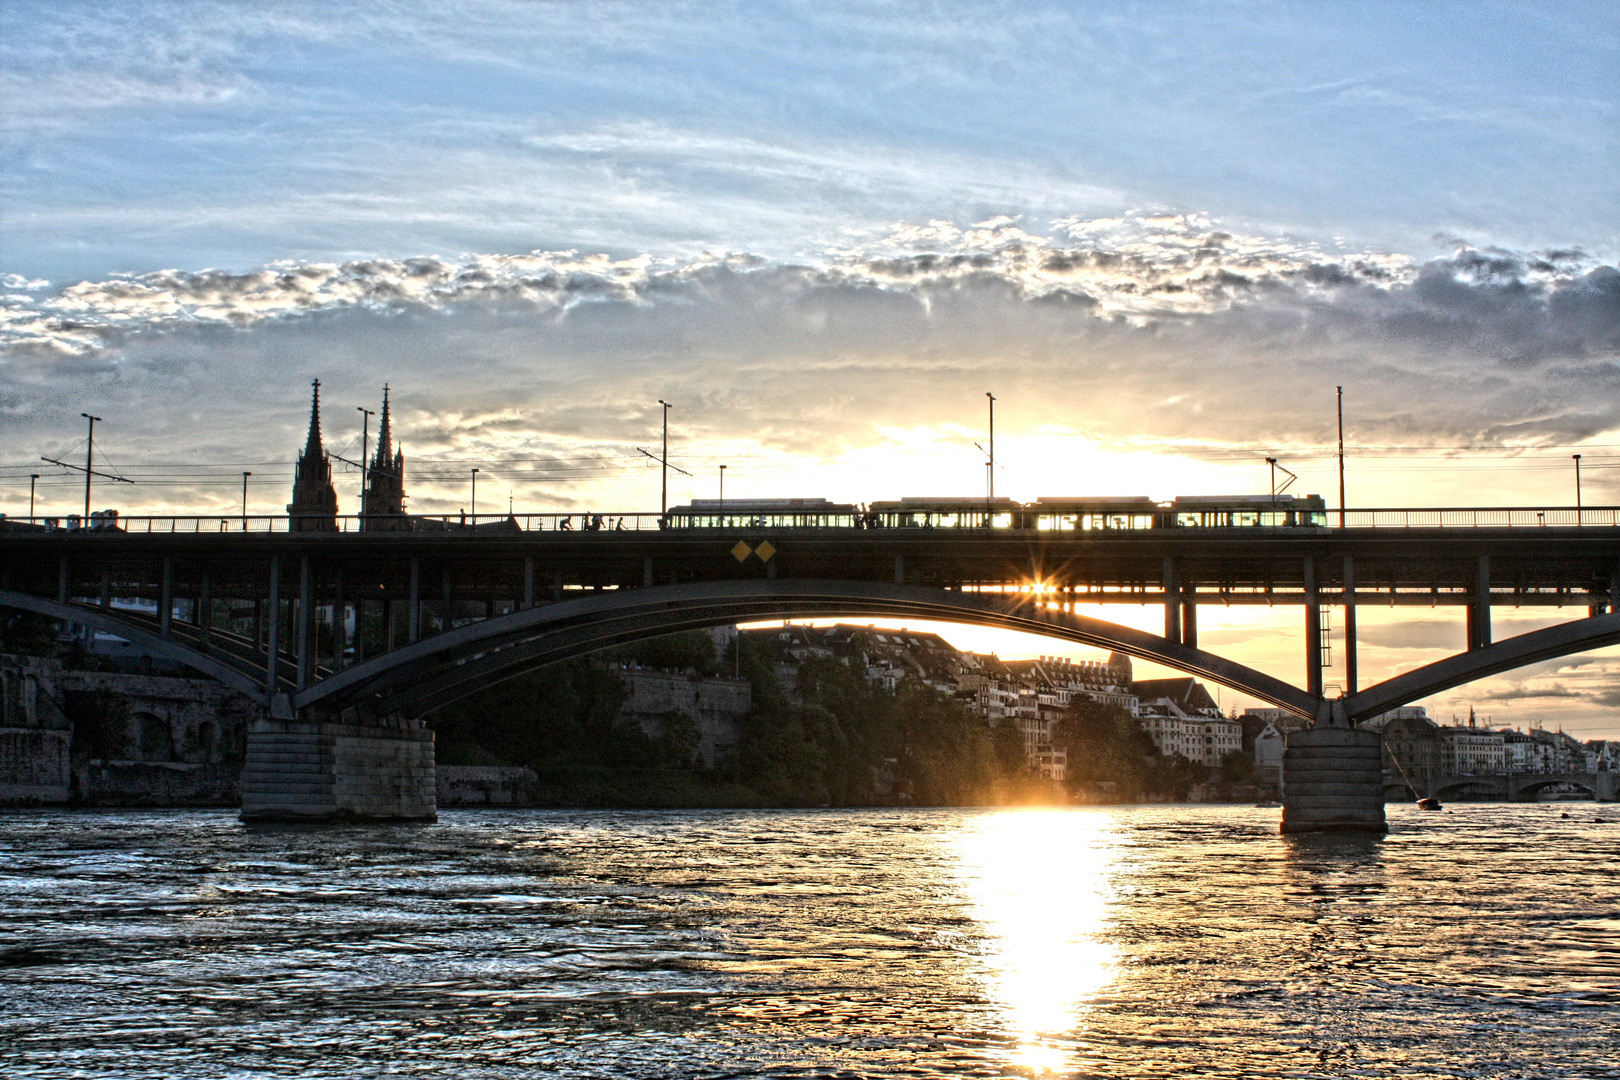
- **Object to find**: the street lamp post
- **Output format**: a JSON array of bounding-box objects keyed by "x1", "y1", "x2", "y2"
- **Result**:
[
  {"x1": 1574, "y1": 454, "x2": 1583, "y2": 521},
  {"x1": 81, "y1": 413, "x2": 101, "y2": 520},
  {"x1": 470, "y1": 468, "x2": 479, "y2": 521},
  {"x1": 241, "y1": 472, "x2": 252, "y2": 530},
  {"x1": 719, "y1": 464, "x2": 726, "y2": 506},
  {"x1": 29, "y1": 474, "x2": 39, "y2": 519}
]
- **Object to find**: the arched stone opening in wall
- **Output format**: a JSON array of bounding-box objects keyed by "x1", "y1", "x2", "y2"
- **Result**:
[
  {"x1": 135, "y1": 712, "x2": 175, "y2": 763},
  {"x1": 1516, "y1": 777, "x2": 1597, "y2": 801},
  {"x1": 197, "y1": 721, "x2": 219, "y2": 764}
]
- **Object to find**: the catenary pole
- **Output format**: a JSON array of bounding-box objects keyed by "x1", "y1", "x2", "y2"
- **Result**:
[
  {"x1": 356, "y1": 406, "x2": 374, "y2": 511},
  {"x1": 658, "y1": 399, "x2": 672, "y2": 515},
  {"x1": 1337, "y1": 385, "x2": 1345, "y2": 528},
  {"x1": 986, "y1": 391, "x2": 996, "y2": 512},
  {"x1": 81, "y1": 413, "x2": 101, "y2": 519}
]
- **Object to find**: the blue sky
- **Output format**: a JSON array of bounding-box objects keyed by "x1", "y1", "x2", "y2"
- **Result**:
[
  {"x1": 3, "y1": 1, "x2": 1614, "y2": 282},
  {"x1": 2, "y1": 1, "x2": 1618, "y2": 729}
]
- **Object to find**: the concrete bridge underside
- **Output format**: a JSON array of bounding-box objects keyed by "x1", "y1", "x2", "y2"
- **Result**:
[
  {"x1": 11, "y1": 579, "x2": 1620, "y2": 826},
  {"x1": 8, "y1": 580, "x2": 1620, "y2": 726}
]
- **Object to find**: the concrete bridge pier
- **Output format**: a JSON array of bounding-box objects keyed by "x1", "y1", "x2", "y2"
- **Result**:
[
  {"x1": 1281, "y1": 714, "x2": 1387, "y2": 834},
  {"x1": 240, "y1": 701, "x2": 436, "y2": 822}
]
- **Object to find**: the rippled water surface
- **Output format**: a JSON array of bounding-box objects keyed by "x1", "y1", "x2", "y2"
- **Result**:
[{"x1": 1, "y1": 804, "x2": 1617, "y2": 1078}]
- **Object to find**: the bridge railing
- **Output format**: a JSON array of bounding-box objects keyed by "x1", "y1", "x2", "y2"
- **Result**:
[
  {"x1": 0, "y1": 512, "x2": 671, "y2": 534},
  {"x1": 1339, "y1": 507, "x2": 1620, "y2": 528},
  {"x1": 4, "y1": 505, "x2": 1620, "y2": 534}
]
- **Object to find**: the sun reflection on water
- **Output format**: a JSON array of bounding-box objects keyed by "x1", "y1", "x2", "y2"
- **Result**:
[{"x1": 954, "y1": 809, "x2": 1120, "y2": 1075}]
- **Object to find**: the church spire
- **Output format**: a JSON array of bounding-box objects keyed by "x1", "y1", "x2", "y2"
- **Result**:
[
  {"x1": 361, "y1": 383, "x2": 408, "y2": 528},
  {"x1": 305, "y1": 379, "x2": 326, "y2": 454},
  {"x1": 371, "y1": 383, "x2": 393, "y2": 474},
  {"x1": 288, "y1": 378, "x2": 338, "y2": 531}
]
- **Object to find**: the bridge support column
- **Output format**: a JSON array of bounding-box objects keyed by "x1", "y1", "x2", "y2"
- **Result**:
[
  {"x1": 1162, "y1": 557, "x2": 1181, "y2": 644},
  {"x1": 240, "y1": 715, "x2": 436, "y2": 823},
  {"x1": 159, "y1": 556, "x2": 173, "y2": 639},
  {"x1": 264, "y1": 558, "x2": 280, "y2": 697},
  {"x1": 408, "y1": 557, "x2": 421, "y2": 644},
  {"x1": 1304, "y1": 556, "x2": 1323, "y2": 697},
  {"x1": 333, "y1": 568, "x2": 346, "y2": 668},
  {"x1": 1469, "y1": 555, "x2": 1492, "y2": 650},
  {"x1": 353, "y1": 599, "x2": 366, "y2": 663},
  {"x1": 1343, "y1": 555, "x2": 1357, "y2": 694},
  {"x1": 296, "y1": 555, "x2": 313, "y2": 689},
  {"x1": 523, "y1": 557, "x2": 535, "y2": 609},
  {"x1": 197, "y1": 568, "x2": 211, "y2": 652},
  {"x1": 441, "y1": 567, "x2": 453, "y2": 635},
  {"x1": 1182, "y1": 592, "x2": 1197, "y2": 649},
  {"x1": 1281, "y1": 725, "x2": 1387, "y2": 834}
]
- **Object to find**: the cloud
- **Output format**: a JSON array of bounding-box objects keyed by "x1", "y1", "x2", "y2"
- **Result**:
[
  {"x1": 2, "y1": 213, "x2": 1619, "y2": 524},
  {"x1": 7, "y1": 215, "x2": 1612, "y2": 355},
  {"x1": 1475, "y1": 686, "x2": 1588, "y2": 702}
]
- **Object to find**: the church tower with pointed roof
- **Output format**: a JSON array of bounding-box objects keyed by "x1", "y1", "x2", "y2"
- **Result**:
[
  {"x1": 287, "y1": 379, "x2": 339, "y2": 532},
  {"x1": 360, "y1": 384, "x2": 408, "y2": 530}
]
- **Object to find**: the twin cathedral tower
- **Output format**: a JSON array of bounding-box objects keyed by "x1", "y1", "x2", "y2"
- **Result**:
[{"x1": 287, "y1": 380, "x2": 409, "y2": 531}]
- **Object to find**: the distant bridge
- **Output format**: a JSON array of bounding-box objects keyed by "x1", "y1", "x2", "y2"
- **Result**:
[
  {"x1": 1384, "y1": 771, "x2": 1617, "y2": 803},
  {"x1": 4, "y1": 508, "x2": 1620, "y2": 726}
]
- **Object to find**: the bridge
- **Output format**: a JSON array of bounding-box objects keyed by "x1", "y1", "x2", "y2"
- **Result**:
[
  {"x1": 1384, "y1": 771, "x2": 1618, "y2": 803},
  {"x1": 4, "y1": 507, "x2": 1620, "y2": 828}
]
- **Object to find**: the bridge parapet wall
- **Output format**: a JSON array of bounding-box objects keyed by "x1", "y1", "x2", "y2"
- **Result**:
[{"x1": 241, "y1": 716, "x2": 436, "y2": 822}]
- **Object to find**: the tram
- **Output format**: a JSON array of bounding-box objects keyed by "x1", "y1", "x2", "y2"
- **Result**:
[
  {"x1": 661, "y1": 498, "x2": 863, "y2": 530},
  {"x1": 661, "y1": 493, "x2": 1327, "y2": 530}
]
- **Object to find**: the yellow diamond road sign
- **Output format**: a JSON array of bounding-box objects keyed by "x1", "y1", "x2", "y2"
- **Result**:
[
  {"x1": 731, "y1": 540, "x2": 753, "y2": 562},
  {"x1": 755, "y1": 540, "x2": 776, "y2": 562}
]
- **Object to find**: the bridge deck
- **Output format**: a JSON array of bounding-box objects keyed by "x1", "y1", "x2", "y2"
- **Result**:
[{"x1": 5, "y1": 525, "x2": 1619, "y2": 606}]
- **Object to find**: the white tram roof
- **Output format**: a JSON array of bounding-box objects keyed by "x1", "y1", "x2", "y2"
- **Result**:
[
  {"x1": 1034, "y1": 496, "x2": 1156, "y2": 507},
  {"x1": 869, "y1": 496, "x2": 1018, "y2": 509},
  {"x1": 672, "y1": 498, "x2": 856, "y2": 512},
  {"x1": 1171, "y1": 493, "x2": 1324, "y2": 505}
]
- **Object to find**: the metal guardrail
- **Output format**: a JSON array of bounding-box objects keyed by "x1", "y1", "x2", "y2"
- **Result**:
[
  {"x1": 1339, "y1": 507, "x2": 1620, "y2": 529},
  {"x1": 3, "y1": 506, "x2": 1619, "y2": 534},
  {"x1": 0, "y1": 512, "x2": 669, "y2": 534}
]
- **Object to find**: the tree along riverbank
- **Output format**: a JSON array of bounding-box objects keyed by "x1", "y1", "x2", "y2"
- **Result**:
[{"x1": 428, "y1": 632, "x2": 1262, "y2": 808}]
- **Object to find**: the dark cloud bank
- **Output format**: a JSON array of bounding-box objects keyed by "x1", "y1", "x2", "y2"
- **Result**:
[{"x1": 2, "y1": 221, "x2": 1617, "y2": 501}]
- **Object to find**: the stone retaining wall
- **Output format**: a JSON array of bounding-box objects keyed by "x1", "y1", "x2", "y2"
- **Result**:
[
  {"x1": 0, "y1": 727, "x2": 71, "y2": 803},
  {"x1": 437, "y1": 766, "x2": 538, "y2": 806}
]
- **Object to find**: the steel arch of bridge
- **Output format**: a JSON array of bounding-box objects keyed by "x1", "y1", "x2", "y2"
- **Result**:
[
  {"x1": 7, "y1": 582, "x2": 1620, "y2": 724},
  {"x1": 295, "y1": 580, "x2": 1319, "y2": 717},
  {"x1": 0, "y1": 589, "x2": 267, "y2": 698}
]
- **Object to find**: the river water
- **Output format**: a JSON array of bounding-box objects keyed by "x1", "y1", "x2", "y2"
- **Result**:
[{"x1": 0, "y1": 804, "x2": 1616, "y2": 1078}]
